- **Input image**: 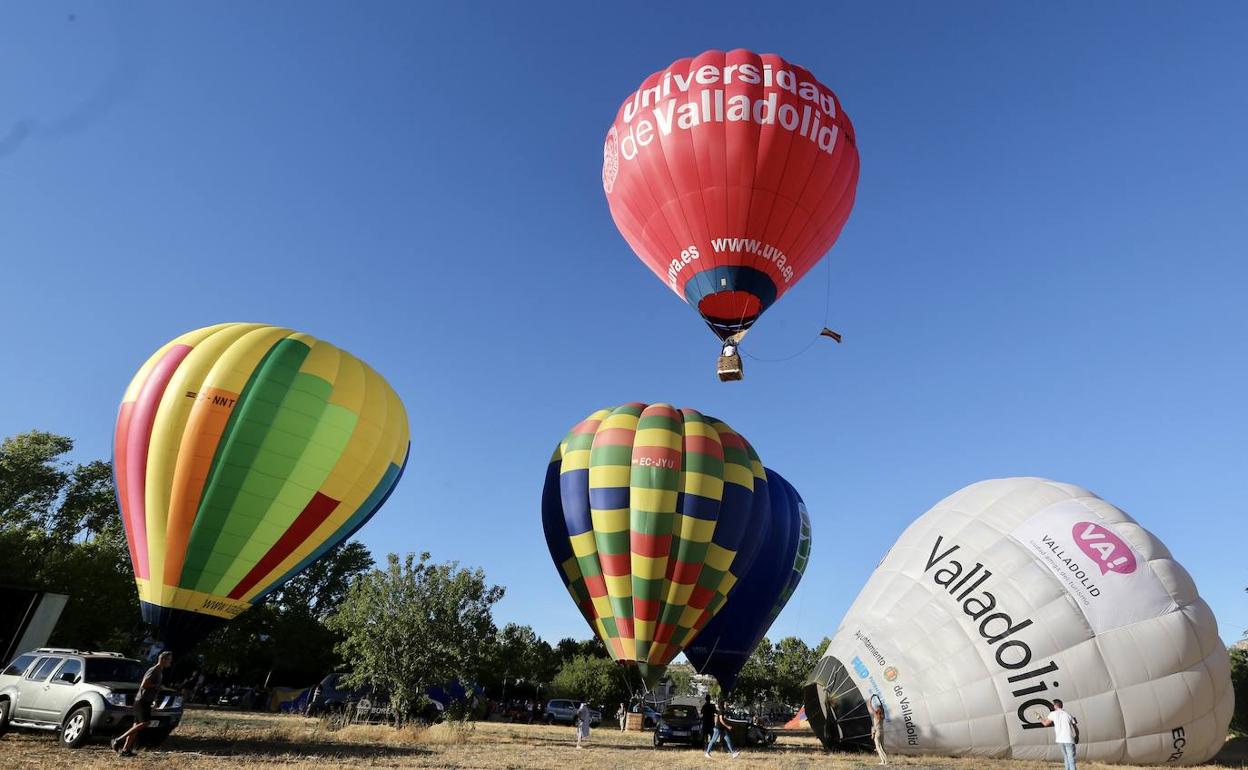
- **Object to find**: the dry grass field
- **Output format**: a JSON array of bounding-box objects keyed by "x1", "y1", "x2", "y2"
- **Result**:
[{"x1": 1, "y1": 709, "x2": 1243, "y2": 769}]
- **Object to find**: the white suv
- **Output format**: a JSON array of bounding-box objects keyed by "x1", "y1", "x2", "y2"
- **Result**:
[{"x1": 0, "y1": 648, "x2": 183, "y2": 749}]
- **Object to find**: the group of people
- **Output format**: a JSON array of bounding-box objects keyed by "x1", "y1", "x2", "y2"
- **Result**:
[
  {"x1": 866, "y1": 694, "x2": 1079, "y2": 770},
  {"x1": 700, "y1": 695, "x2": 741, "y2": 757}
]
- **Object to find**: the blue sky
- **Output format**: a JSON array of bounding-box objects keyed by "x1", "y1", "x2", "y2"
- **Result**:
[{"x1": 2, "y1": 1, "x2": 1245, "y2": 649}]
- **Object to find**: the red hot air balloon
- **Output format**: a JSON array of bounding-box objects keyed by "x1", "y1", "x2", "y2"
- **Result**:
[{"x1": 602, "y1": 49, "x2": 860, "y2": 380}]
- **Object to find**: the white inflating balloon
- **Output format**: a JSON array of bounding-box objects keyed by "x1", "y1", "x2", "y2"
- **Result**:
[{"x1": 806, "y1": 478, "x2": 1233, "y2": 765}]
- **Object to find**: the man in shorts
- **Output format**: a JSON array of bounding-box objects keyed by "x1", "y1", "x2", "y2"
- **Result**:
[{"x1": 112, "y1": 651, "x2": 173, "y2": 756}]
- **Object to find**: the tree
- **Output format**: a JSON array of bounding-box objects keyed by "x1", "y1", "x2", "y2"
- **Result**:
[
  {"x1": 326, "y1": 552, "x2": 504, "y2": 723},
  {"x1": 1231, "y1": 645, "x2": 1247, "y2": 736},
  {"x1": 270, "y1": 541, "x2": 374, "y2": 620},
  {"x1": 196, "y1": 540, "x2": 374, "y2": 686},
  {"x1": 482, "y1": 623, "x2": 558, "y2": 699},
  {"x1": 555, "y1": 636, "x2": 609, "y2": 661},
  {"x1": 734, "y1": 638, "x2": 778, "y2": 703},
  {"x1": 0, "y1": 431, "x2": 140, "y2": 651},
  {"x1": 0, "y1": 431, "x2": 73, "y2": 530},
  {"x1": 664, "y1": 664, "x2": 697, "y2": 697},
  {"x1": 549, "y1": 655, "x2": 629, "y2": 708},
  {"x1": 727, "y1": 636, "x2": 823, "y2": 706},
  {"x1": 773, "y1": 636, "x2": 820, "y2": 705}
]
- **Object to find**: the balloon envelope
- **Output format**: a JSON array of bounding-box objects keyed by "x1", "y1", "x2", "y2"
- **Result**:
[
  {"x1": 114, "y1": 323, "x2": 410, "y2": 651},
  {"x1": 541, "y1": 403, "x2": 770, "y2": 684},
  {"x1": 602, "y1": 49, "x2": 860, "y2": 341},
  {"x1": 684, "y1": 468, "x2": 811, "y2": 691},
  {"x1": 805, "y1": 478, "x2": 1233, "y2": 765}
]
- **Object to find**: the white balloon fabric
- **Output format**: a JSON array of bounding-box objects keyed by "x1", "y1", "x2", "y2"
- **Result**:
[{"x1": 805, "y1": 478, "x2": 1233, "y2": 765}]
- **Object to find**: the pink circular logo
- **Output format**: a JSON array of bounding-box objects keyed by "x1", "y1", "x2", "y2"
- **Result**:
[
  {"x1": 602, "y1": 127, "x2": 619, "y2": 194},
  {"x1": 1072, "y1": 521, "x2": 1137, "y2": 575}
]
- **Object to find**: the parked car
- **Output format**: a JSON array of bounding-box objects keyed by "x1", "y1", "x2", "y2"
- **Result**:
[
  {"x1": 543, "y1": 699, "x2": 601, "y2": 726},
  {"x1": 308, "y1": 673, "x2": 443, "y2": 723},
  {"x1": 641, "y1": 704, "x2": 661, "y2": 728},
  {"x1": 653, "y1": 703, "x2": 703, "y2": 747},
  {"x1": 0, "y1": 648, "x2": 183, "y2": 749},
  {"x1": 307, "y1": 673, "x2": 369, "y2": 716}
]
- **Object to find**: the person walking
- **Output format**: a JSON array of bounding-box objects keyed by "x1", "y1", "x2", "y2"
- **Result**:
[
  {"x1": 700, "y1": 695, "x2": 715, "y2": 744},
  {"x1": 617, "y1": 701, "x2": 627, "y2": 731},
  {"x1": 705, "y1": 699, "x2": 739, "y2": 758},
  {"x1": 112, "y1": 651, "x2": 173, "y2": 756},
  {"x1": 870, "y1": 694, "x2": 888, "y2": 765},
  {"x1": 574, "y1": 701, "x2": 591, "y2": 749},
  {"x1": 1040, "y1": 699, "x2": 1080, "y2": 770}
]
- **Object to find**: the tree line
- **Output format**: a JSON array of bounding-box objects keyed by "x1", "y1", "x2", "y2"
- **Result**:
[{"x1": 4, "y1": 429, "x2": 1243, "y2": 732}]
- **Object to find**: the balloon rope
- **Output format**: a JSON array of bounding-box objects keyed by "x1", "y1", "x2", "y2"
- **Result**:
[{"x1": 742, "y1": 254, "x2": 834, "y2": 363}]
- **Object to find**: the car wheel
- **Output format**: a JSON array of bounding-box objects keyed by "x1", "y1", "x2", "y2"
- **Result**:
[
  {"x1": 60, "y1": 706, "x2": 91, "y2": 749},
  {"x1": 0, "y1": 699, "x2": 11, "y2": 736}
]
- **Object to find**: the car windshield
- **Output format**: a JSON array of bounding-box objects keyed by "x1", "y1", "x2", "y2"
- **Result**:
[
  {"x1": 85, "y1": 659, "x2": 147, "y2": 684},
  {"x1": 664, "y1": 705, "x2": 697, "y2": 719}
]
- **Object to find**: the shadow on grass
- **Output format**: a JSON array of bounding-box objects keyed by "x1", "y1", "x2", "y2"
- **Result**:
[
  {"x1": 162, "y1": 733, "x2": 434, "y2": 761},
  {"x1": 1211, "y1": 735, "x2": 1247, "y2": 767}
]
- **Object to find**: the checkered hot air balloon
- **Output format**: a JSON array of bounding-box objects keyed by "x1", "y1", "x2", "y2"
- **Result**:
[
  {"x1": 684, "y1": 468, "x2": 812, "y2": 692},
  {"x1": 541, "y1": 403, "x2": 771, "y2": 685},
  {"x1": 114, "y1": 323, "x2": 410, "y2": 652}
]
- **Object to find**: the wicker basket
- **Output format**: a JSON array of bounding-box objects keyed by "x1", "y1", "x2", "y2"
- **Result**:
[{"x1": 717, "y1": 351, "x2": 744, "y2": 381}]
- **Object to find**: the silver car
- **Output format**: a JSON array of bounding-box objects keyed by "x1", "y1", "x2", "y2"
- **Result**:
[
  {"x1": 543, "y1": 698, "x2": 602, "y2": 726},
  {"x1": 0, "y1": 648, "x2": 183, "y2": 749}
]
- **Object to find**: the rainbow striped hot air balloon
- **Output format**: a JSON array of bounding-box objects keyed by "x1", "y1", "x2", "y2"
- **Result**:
[
  {"x1": 114, "y1": 323, "x2": 410, "y2": 652},
  {"x1": 541, "y1": 403, "x2": 770, "y2": 685}
]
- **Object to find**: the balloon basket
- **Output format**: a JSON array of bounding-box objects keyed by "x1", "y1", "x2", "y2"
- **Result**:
[{"x1": 717, "y1": 351, "x2": 743, "y2": 381}]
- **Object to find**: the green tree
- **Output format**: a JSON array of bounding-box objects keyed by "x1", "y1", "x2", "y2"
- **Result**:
[
  {"x1": 483, "y1": 623, "x2": 558, "y2": 699},
  {"x1": 664, "y1": 663, "x2": 696, "y2": 697},
  {"x1": 733, "y1": 638, "x2": 778, "y2": 703},
  {"x1": 555, "y1": 636, "x2": 609, "y2": 661},
  {"x1": 270, "y1": 541, "x2": 374, "y2": 619},
  {"x1": 549, "y1": 655, "x2": 629, "y2": 708},
  {"x1": 1231, "y1": 645, "x2": 1247, "y2": 736},
  {"x1": 0, "y1": 431, "x2": 139, "y2": 651},
  {"x1": 326, "y1": 552, "x2": 504, "y2": 724},
  {"x1": 773, "y1": 636, "x2": 819, "y2": 705},
  {"x1": 196, "y1": 541, "x2": 374, "y2": 686},
  {"x1": 0, "y1": 431, "x2": 73, "y2": 529}
]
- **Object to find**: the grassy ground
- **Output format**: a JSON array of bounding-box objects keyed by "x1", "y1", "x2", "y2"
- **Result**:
[{"x1": 1, "y1": 708, "x2": 1243, "y2": 769}]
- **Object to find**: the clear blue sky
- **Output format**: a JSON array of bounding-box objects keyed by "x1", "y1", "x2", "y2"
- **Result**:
[{"x1": 2, "y1": 2, "x2": 1245, "y2": 649}]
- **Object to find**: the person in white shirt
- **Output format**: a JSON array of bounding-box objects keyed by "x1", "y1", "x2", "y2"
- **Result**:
[
  {"x1": 1039, "y1": 699, "x2": 1079, "y2": 770},
  {"x1": 574, "y1": 702, "x2": 591, "y2": 749},
  {"x1": 870, "y1": 694, "x2": 888, "y2": 765}
]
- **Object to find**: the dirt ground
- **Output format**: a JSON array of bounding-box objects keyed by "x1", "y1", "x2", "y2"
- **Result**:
[{"x1": 1, "y1": 709, "x2": 1244, "y2": 769}]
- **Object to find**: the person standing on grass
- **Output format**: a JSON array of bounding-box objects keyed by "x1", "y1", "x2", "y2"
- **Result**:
[
  {"x1": 870, "y1": 694, "x2": 888, "y2": 765},
  {"x1": 617, "y1": 702, "x2": 627, "y2": 731},
  {"x1": 112, "y1": 651, "x2": 173, "y2": 756},
  {"x1": 574, "y1": 700, "x2": 592, "y2": 748},
  {"x1": 705, "y1": 699, "x2": 739, "y2": 758},
  {"x1": 700, "y1": 694, "x2": 715, "y2": 743},
  {"x1": 1040, "y1": 699, "x2": 1080, "y2": 770}
]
